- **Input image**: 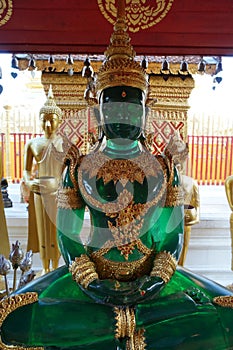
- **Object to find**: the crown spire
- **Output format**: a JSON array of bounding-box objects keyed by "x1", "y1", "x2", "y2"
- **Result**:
[
  {"x1": 47, "y1": 84, "x2": 54, "y2": 99},
  {"x1": 104, "y1": 0, "x2": 135, "y2": 61},
  {"x1": 96, "y1": 0, "x2": 148, "y2": 96},
  {"x1": 39, "y1": 85, "x2": 63, "y2": 120}
]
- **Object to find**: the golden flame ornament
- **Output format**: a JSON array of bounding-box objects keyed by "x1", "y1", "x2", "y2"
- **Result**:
[{"x1": 98, "y1": 0, "x2": 174, "y2": 33}]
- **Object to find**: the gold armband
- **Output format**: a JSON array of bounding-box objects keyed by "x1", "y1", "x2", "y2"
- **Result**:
[
  {"x1": 165, "y1": 184, "x2": 184, "y2": 207},
  {"x1": 213, "y1": 296, "x2": 233, "y2": 308},
  {"x1": 150, "y1": 251, "x2": 177, "y2": 283},
  {"x1": 57, "y1": 187, "x2": 84, "y2": 209},
  {"x1": 70, "y1": 254, "x2": 98, "y2": 289}
]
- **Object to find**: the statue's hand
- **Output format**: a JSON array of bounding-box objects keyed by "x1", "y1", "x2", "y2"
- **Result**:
[
  {"x1": 30, "y1": 179, "x2": 41, "y2": 194},
  {"x1": 30, "y1": 177, "x2": 58, "y2": 195},
  {"x1": 135, "y1": 275, "x2": 164, "y2": 302},
  {"x1": 184, "y1": 205, "x2": 198, "y2": 226},
  {"x1": 83, "y1": 276, "x2": 164, "y2": 306},
  {"x1": 165, "y1": 130, "x2": 189, "y2": 164}
]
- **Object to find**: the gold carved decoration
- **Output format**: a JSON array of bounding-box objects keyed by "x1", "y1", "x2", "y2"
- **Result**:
[
  {"x1": 114, "y1": 306, "x2": 136, "y2": 338},
  {"x1": 0, "y1": 292, "x2": 44, "y2": 349},
  {"x1": 213, "y1": 295, "x2": 233, "y2": 308},
  {"x1": 70, "y1": 254, "x2": 99, "y2": 289},
  {"x1": 78, "y1": 151, "x2": 168, "y2": 215},
  {"x1": 91, "y1": 240, "x2": 154, "y2": 281},
  {"x1": 17, "y1": 56, "x2": 217, "y2": 77},
  {"x1": 41, "y1": 73, "x2": 88, "y2": 110},
  {"x1": 57, "y1": 187, "x2": 85, "y2": 210},
  {"x1": 82, "y1": 151, "x2": 162, "y2": 185},
  {"x1": 150, "y1": 251, "x2": 177, "y2": 282},
  {"x1": 98, "y1": 0, "x2": 174, "y2": 33},
  {"x1": 147, "y1": 74, "x2": 195, "y2": 150},
  {"x1": 114, "y1": 307, "x2": 146, "y2": 349},
  {"x1": 149, "y1": 75, "x2": 195, "y2": 106},
  {"x1": 0, "y1": 0, "x2": 12, "y2": 27}
]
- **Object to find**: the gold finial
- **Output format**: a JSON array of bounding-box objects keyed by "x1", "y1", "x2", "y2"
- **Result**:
[
  {"x1": 104, "y1": 0, "x2": 135, "y2": 61},
  {"x1": 47, "y1": 84, "x2": 54, "y2": 99},
  {"x1": 117, "y1": 0, "x2": 125, "y2": 19},
  {"x1": 96, "y1": 0, "x2": 148, "y2": 96},
  {"x1": 39, "y1": 85, "x2": 63, "y2": 120}
]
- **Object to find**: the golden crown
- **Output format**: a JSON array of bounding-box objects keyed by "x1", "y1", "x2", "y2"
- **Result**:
[
  {"x1": 39, "y1": 85, "x2": 63, "y2": 120},
  {"x1": 96, "y1": 0, "x2": 149, "y2": 96}
]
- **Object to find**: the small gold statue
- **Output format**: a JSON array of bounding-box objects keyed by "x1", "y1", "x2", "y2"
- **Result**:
[
  {"x1": 225, "y1": 175, "x2": 233, "y2": 270},
  {"x1": 23, "y1": 86, "x2": 64, "y2": 274},
  {"x1": 163, "y1": 133, "x2": 199, "y2": 266},
  {"x1": 178, "y1": 165, "x2": 200, "y2": 266}
]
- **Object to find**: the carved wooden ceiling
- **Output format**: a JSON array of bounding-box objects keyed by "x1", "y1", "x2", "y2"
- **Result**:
[{"x1": 0, "y1": 1, "x2": 233, "y2": 56}]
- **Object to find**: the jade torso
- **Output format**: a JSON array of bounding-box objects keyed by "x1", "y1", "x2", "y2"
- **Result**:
[
  {"x1": 77, "y1": 149, "x2": 177, "y2": 281},
  {"x1": 57, "y1": 145, "x2": 183, "y2": 281},
  {"x1": 78, "y1": 151, "x2": 167, "y2": 251}
]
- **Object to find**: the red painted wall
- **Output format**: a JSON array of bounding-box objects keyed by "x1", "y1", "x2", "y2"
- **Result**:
[{"x1": 0, "y1": 0, "x2": 233, "y2": 56}]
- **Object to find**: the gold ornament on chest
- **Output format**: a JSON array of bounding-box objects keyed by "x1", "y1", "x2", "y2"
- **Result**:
[
  {"x1": 80, "y1": 151, "x2": 161, "y2": 186},
  {"x1": 105, "y1": 200, "x2": 146, "y2": 259},
  {"x1": 97, "y1": 158, "x2": 146, "y2": 186},
  {"x1": 78, "y1": 151, "x2": 167, "y2": 259}
]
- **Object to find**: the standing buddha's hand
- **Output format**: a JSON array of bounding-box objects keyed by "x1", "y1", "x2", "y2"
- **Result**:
[{"x1": 30, "y1": 177, "x2": 58, "y2": 195}]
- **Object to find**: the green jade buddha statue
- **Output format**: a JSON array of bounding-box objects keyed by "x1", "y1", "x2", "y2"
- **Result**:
[{"x1": 1, "y1": 2, "x2": 233, "y2": 349}]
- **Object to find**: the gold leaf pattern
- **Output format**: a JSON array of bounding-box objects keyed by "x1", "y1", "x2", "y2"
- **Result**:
[
  {"x1": 0, "y1": 293, "x2": 44, "y2": 349},
  {"x1": 98, "y1": 0, "x2": 174, "y2": 33},
  {"x1": 0, "y1": 0, "x2": 12, "y2": 27}
]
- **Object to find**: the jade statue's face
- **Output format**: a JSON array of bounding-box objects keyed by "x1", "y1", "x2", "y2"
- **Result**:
[{"x1": 99, "y1": 86, "x2": 146, "y2": 140}]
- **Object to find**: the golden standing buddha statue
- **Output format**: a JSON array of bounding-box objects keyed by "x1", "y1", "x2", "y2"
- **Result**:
[
  {"x1": 225, "y1": 175, "x2": 233, "y2": 269},
  {"x1": 23, "y1": 86, "x2": 63, "y2": 274},
  {"x1": 175, "y1": 161, "x2": 200, "y2": 266}
]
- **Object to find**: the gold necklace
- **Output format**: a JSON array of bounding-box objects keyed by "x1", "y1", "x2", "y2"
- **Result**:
[{"x1": 78, "y1": 151, "x2": 168, "y2": 259}]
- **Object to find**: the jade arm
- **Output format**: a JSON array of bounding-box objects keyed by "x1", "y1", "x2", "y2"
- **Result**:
[{"x1": 56, "y1": 162, "x2": 87, "y2": 266}]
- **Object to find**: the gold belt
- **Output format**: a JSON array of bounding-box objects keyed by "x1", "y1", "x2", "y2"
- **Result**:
[{"x1": 91, "y1": 246, "x2": 154, "y2": 282}]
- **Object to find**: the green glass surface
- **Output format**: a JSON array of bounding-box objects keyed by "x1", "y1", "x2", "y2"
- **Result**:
[{"x1": 2, "y1": 86, "x2": 233, "y2": 349}]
